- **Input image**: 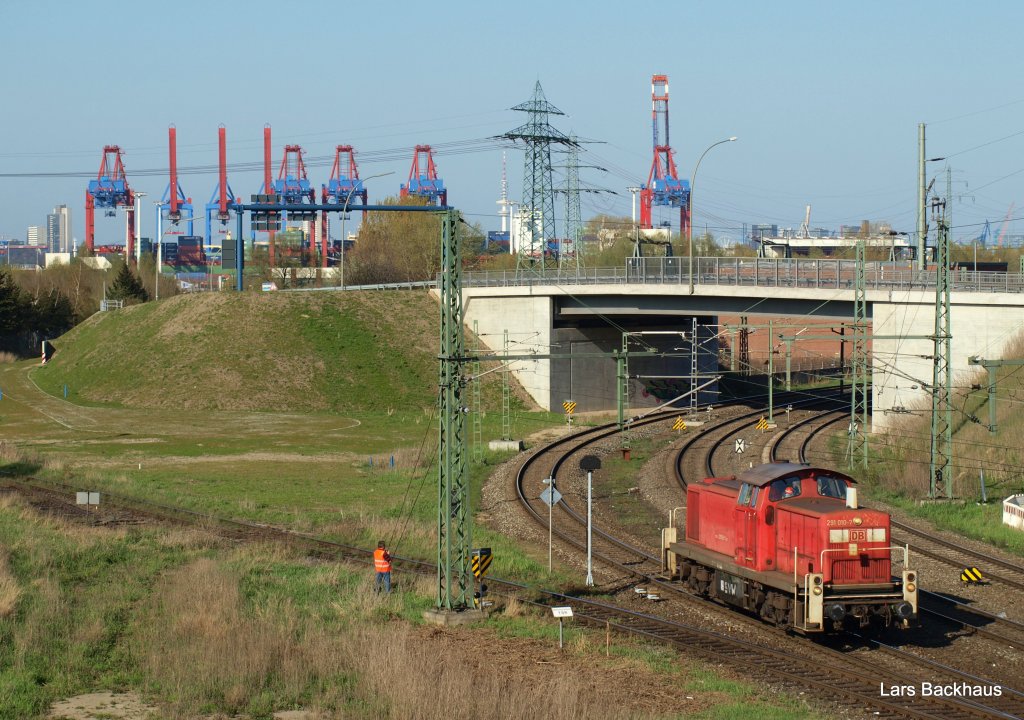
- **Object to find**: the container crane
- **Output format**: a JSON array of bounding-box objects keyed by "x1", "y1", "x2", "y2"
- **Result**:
[
  {"x1": 253, "y1": 125, "x2": 279, "y2": 265},
  {"x1": 159, "y1": 126, "x2": 195, "y2": 234},
  {"x1": 639, "y1": 75, "x2": 689, "y2": 237},
  {"x1": 321, "y1": 145, "x2": 366, "y2": 267},
  {"x1": 399, "y1": 145, "x2": 447, "y2": 205},
  {"x1": 273, "y1": 144, "x2": 318, "y2": 261},
  {"x1": 997, "y1": 202, "x2": 1016, "y2": 247},
  {"x1": 204, "y1": 125, "x2": 237, "y2": 256},
  {"x1": 85, "y1": 145, "x2": 135, "y2": 257},
  {"x1": 976, "y1": 220, "x2": 992, "y2": 248}
]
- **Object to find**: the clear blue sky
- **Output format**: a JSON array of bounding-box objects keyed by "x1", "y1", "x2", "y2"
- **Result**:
[{"x1": 2, "y1": 0, "x2": 1022, "y2": 248}]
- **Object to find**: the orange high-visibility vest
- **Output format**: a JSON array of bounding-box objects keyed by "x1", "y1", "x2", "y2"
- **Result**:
[{"x1": 374, "y1": 548, "x2": 392, "y2": 573}]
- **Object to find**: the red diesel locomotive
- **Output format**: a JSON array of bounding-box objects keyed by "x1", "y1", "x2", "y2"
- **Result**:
[{"x1": 661, "y1": 463, "x2": 918, "y2": 632}]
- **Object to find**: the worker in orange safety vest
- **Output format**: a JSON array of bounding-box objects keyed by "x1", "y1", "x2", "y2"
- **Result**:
[{"x1": 373, "y1": 540, "x2": 392, "y2": 594}]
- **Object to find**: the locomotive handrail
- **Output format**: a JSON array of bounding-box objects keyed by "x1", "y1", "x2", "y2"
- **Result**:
[{"x1": 818, "y1": 544, "x2": 910, "y2": 574}]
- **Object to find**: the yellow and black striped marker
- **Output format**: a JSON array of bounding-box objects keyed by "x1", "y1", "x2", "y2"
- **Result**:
[
  {"x1": 960, "y1": 567, "x2": 984, "y2": 584},
  {"x1": 672, "y1": 417, "x2": 687, "y2": 431},
  {"x1": 755, "y1": 417, "x2": 770, "y2": 431},
  {"x1": 562, "y1": 401, "x2": 577, "y2": 415},
  {"x1": 472, "y1": 548, "x2": 493, "y2": 579}
]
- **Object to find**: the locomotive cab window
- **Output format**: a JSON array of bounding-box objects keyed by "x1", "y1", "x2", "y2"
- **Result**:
[
  {"x1": 816, "y1": 474, "x2": 848, "y2": 499},
  {"x1": 738, "y1": 483, "x2": 752, "y2": 506},
  {"x1": 768, "y1": 475, "x2": 802, "y2": 501}
]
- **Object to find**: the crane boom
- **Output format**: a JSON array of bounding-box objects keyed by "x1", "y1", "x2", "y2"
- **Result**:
[{"x1": 997, "y1": 202, "x2": 1016, "y2": 247}]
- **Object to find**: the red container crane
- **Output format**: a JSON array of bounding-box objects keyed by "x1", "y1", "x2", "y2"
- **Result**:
[
  {"x1": 639, "y1": 75, "x2": 690, "y2": 237},
  {"x1": 85, "y1": 146, "x2": 136, "y2": 258}
]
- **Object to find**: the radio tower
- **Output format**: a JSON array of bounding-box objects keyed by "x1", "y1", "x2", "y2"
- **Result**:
[
  {"x1": 503, "y1": 81, "x2": 576, "y2": 274},
  {"x1": 496, "y1": 152, "x2": 511, "y2": 236}
]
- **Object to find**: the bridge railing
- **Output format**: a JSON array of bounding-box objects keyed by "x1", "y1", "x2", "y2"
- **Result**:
[{"x1": 462, "y1": 258, "x2": 1024, "y2": 294}]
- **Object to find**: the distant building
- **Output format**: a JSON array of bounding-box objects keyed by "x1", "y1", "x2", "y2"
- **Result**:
[
  {"x1": 26, "y1": 225, "x2": 44, "y2": 246},
  {"x1": 9, "y1": 245, "x2": 45, "y2": 267},
  {"x1": 485, "y1": 231, "x2": 510, "y2": 253},
  {"x1": 46, "y1": 214, "x2": 59, "y2": 252},
  {"x1": 46, "y1": 204, "x2": 72, "y2": 253}
]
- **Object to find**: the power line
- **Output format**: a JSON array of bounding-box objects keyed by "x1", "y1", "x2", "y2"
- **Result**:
[{"x1": 0, "y1": 137, "x2": 510, "y2": 179}]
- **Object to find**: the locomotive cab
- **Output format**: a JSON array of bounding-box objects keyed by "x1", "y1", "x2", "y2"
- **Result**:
[{"x1": 662, "y1": 463, "x2": 918, "y2": 632}]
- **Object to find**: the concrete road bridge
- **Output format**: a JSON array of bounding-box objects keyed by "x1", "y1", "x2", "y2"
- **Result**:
[{"x1": 461, "y1": 257, "x2": 1024, "y2": 431}]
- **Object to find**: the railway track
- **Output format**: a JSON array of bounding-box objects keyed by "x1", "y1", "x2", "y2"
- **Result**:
[
  {"x1": 786, "y1": 412, "x2": 1024, "y2": 650},
  {"x1": 523, "y1": 590, "x2": 1022, "y2": 720},
  {"x1": 793, "y1": 413, "x2": 1024, "y2": 593},
  {"x1": 512, "y1": 395, "x2": 1023, "y2": 719},
  {"x1": 514, "y1": 392, "x2": 845, "y2": 585},
  {"x1": 5, "y1": 393, "x2": 1022, "y2": 718}
]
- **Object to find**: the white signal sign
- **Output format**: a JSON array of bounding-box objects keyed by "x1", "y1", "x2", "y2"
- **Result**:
[
  {"x1": 540, "y1": 486, "x2": 562, "y2": 507},
  {"x1": 734, "y1": 438, "x2": 746, "y2": 454}
]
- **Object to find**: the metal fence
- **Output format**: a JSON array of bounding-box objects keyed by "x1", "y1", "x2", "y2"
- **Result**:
[{"x1": 462, "y1": 258, "x2": 1024, "y2": 294}]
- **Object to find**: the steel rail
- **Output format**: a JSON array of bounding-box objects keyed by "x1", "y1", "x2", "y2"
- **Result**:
[
  {"x1": 6, "y1": 453, "x2": 1019, "y2": 718},
  {"x1": 792, "y1": 415, "x2": 1024, "y2": 652}
]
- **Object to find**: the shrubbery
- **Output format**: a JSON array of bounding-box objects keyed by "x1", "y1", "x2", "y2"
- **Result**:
[{"x1": 0, "y1": 268, "x2": 76, "y2": 356}]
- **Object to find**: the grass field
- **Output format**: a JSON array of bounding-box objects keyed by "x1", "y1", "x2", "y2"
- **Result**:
[
  {"x1": 0, "y1": 293, "x2": 827, "y2": 719},
  {"x1": 0, "y1": 493, "x2": 821, "y2": 719}
]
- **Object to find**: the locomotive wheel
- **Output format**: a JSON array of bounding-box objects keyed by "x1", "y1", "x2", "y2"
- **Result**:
[
  {"x1": 688, "y1": 564, "x2": 712, "y2": 596},
  {"x1": 762, "y1": 591, "x2": 793, "y2": 626}
]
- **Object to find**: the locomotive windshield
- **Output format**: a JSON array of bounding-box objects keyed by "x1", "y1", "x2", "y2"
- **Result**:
[
  {"x1": 815, "y1": 474, "x2": 848, "y2": 499},
  {"x1": 768, "y1": 475, "x2": 802, "y2": 501},
  {"x1": 738, "y1": 483, "x2": 761, "y2": 507}
]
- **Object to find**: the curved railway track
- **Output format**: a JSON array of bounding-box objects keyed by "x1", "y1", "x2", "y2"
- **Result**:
[
  {"x1": 790, "y1": 414, "x2": 1024, "y2": 591},
  {"x1": 513, "y1": 395, "x2": 1023, "y2": 719},
  {"x1": 4, "y1": 393, "x2": 1023, "y2": 718},
  {"x1": 783, "y1": 412, "x2": 1024, "y2": 650}
]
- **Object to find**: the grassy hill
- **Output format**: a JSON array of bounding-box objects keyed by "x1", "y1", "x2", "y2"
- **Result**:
[{"x1": 35, "y1": 290, "x2": 460, "y2": 413}]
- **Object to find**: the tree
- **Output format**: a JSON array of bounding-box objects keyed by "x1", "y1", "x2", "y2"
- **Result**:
[
  {"x1": 0, "y1": 268, "x2": 31, "y2": 336},
  {"x1": 583, "y1": 214, "x2": 632, "y2": 243},
  {"x1": 692, "y1": 231, "x2": 724, "y2": 257},
  {"x1": 32, "y1": 288, "x2": 75, "y2": 337},
  {"x1": 107, "y1": 262, "x2": 149, "y2": 304},
  {"x1": 0, "y1": 268, "x2": 75, "y2": 355},
  {"x1": 347, "y1": 197, "x2": 443, "y2": 285},
  {"x1": 581, "y1": 236, "x2": 634, "y2": 267}
]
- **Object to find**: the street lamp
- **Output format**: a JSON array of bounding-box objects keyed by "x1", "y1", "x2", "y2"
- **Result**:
[
  {"x1": 688, "y1": 137, "x2": 737, "y2": 294},
  {"x1": 339, "y1": 170, "x2": 394, "y2": 289},
  {"x1": 154, "y1": 201, "x2": 165, "y2": 300},
  {"x1": 133, "y1": 192, "x2": 146, "y2": 266}
]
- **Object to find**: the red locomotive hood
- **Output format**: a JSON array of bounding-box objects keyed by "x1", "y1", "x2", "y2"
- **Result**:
[
  {"x1": 822, "y1": 506, "x2": 890, "y2": 528},
  {"x1": 779, "y1": 498, "x2": 888, "y2": 526}
]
